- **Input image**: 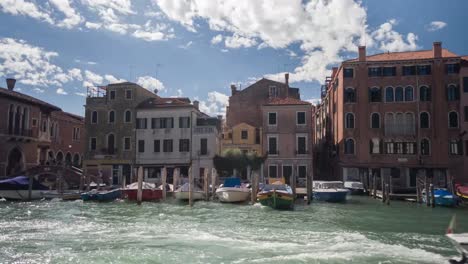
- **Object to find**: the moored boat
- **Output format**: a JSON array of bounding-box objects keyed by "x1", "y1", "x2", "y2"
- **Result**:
[
  {"x1": 174, "y1": 183, "x2": 205, "y2": 201},
  {"x1": 422, "y1": 188, "x2": 457, "y2": 207},
  {"x1": 123, "y1": 182, "x2": 162, "y2": 201},
  {"x1": 456, "y1": 184, "x2": 468, "y2": 203},
  {"x1": 344, "y1": 181, "x2": 365, "y2": 195},
  {"x1": 216, "y1": 177, "x2": 250, "y2": 203},
  {"x1": 313, "y1": 181, "x2": 348, "y2": 202},
  {"x1": 0, "y1": 176, "x2": 48, "y2": 200},
  {"x1": 80, "y1": 188, "x2": 122, "y2": 201},
  {"x1": 257, "y1": 181, "x2": 294, "y2": 210}
]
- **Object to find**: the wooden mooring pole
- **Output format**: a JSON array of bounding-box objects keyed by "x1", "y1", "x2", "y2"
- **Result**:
[
  {"x1": 430, "y1": 183, "x2": 435, "y2": 208},
  {"x1": 251, "y1": 171, "x2": 259, "y2": 204},
  {"x1": 291, "y1": 167, "x2": 297, "y2": 198},
  {"x1": 161, "y1": 167, "x2": 167, "y2": 201},
  {"x1": 188, "y1": 166, "x2": 193, "y2": 207},
  {"x1": 306, "y1": 169, "x2": 312, "y2": 204},
  {"x1": 381, "y1": 174, "x2": 385, "y2": 203},
  {"x1": 211, "y1": 168, "x2": 217, "y2": 199},
  {"x1": 173, "y1": 167, "x2": 180, "y2": 190},
  {"x1": 28, "y1": 175, "x2": 33, "y2": 201},
  {"x1": 385, "y1": 183, "x2": 390, "y2": 205},
  {"x1": 137, "y1": 166, "x2": 143, "y2": 205},
  {"x1": 425, "y1": 175, "x2": 430, "y2": 207},
  {"x1": 204, "y1": 169, "x2": 209, "y2": 201},
  {"x1": 373, "y1": 173, "x2": 377, "y2": 199}
]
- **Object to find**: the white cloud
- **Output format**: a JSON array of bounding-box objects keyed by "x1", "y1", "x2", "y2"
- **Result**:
[
  {"x1": 104, "y1": 74, "x2": 126, "y2": 83},
  {"x1": 68, "y1": 68, "x2": 83, "y2": 81},
  {"x1": 56, "y1": 87, "x2": 68, "y2": 95},
  {"x1": 306, "y1": 98, "x2": 321, "y2": 106},
  {"x1": 84, "y1": 70, "x2": 104, "y2": 86},
  {"x1": 49, "y1": 0, "x2": 83, "y2": 29},
  {"x1": 33, "y1": 87, "x2": 45, "y2": 93},
  {"x1": 136, "y1": 75, "x2": 165, "y2": 92},
  {"x1": 0, "y1": 0, "x2": 54, "y2": 25},
  {"x1": 75, "y1": 92, "x2": 86, "y2": 97},
  {"x1": 85, "y1": 21, "x2": 102, "y2": 29},
  {"x1": 224, "y1": 34, "x2": 257, "y2": 49},
  {"x1": 133, "y1": 29, "x2": 166, "y2": 41},
  {"x1": 211, "y1": 34, "x2": 223, "y2": 45},
  {"x1": 198, "y1": 91, "x2": 229, "y2": 117},
  {"x1": 426, "y1": 21, "x2": 447, "y2": 32},
  {"x1": 176, "y1": 89, "x2": 183, "y2": 97},
  {"x1": 80, "y1": 0, "x2": 135, "y2": 15},
  {"x1": 178, "y1": 41, "x2": 193, "y2": 49},
  {"x1": 371, "y1": 19, "x2": 419, "y2": 52}
]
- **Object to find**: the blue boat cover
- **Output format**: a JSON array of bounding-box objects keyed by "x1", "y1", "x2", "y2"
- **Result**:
[
  {"x1": 0, "y1": 176, "x2": 48, "y2": 190},
  {"x1": 223, "y1": 178, "x2": 241, "y2": 188},
  {"x1": 434, "y1": 189, "x2": 452, "y2": 197}
]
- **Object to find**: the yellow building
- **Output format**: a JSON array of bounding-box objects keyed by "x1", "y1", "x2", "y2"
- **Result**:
[{"x1": 221, "y1": 122, "x2": 262, "y2": 155}]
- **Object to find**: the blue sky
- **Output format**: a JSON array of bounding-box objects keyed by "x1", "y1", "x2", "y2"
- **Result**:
[{"x1": 0, "y1": 0, "x2": 467, "y2": 116}]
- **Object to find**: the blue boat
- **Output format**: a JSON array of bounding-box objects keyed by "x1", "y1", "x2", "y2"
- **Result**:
[
  {"x1": 313, "y1": 181, "x2": 349, "y2": 202},
  {"x1": 81, "y1": 189, "x2": 122, "y2": 202},
  {"x1": 423, "y1": 188, "x2": 457, "y2": 207}
]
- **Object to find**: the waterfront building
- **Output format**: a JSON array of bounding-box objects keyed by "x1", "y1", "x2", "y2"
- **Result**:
[
  {"x1": 135, "y1": 97, "x2": 220, "y2": 184},
  {"x1": 0, "y1": 78, "x2": 84, "y2": 178},
  {"x1": 220, "y1": 122, "x2": 262, "y2": 155},
  {"x1": 262, "y1": 97, "x2": 314, "y2": 186},
  {"x1": 83, "y1": 82, "x2": 158, "y2": 185},
  {"x1": 314, "y1": 42, "x2": 468, "y2": 189}
]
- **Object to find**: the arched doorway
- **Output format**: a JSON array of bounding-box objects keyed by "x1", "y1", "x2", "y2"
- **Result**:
[
  {"x1": 6, "y1": 148, "x2": 24, "y2": 176},
  {"x1": 73, "y1": 153, "x2": 80, "y2": 167},
  {"x1": 65, "y1": 152, "x2": 72, "y2": 166},
  {"x1": 56, "y1": 152, "x2": 64, "y2": 165},
  {"x1": 107, "y1": 134, "x2": 115, "y2": 154}
]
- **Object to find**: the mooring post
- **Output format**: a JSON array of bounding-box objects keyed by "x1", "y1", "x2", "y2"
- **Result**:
[
  {"x1": 385, "y1": 183, "x2": 390, "y2": 205},
  {"x1": 425, "y1": 175, "x2": 430, "y2": 207},
  {"x1": 430, "y1": 183, "x2": 435, "y2": 208},
  {"x1": 161, "y1": 167, "x2": 167, "y2": 201},
  {"x1": 211, "y1": 168, "x2": 217, "y2": 198},
  {"x1": 188, "y1": 166, "x2": 193, "y2": 207},
  {"x1": 137, "y1": 166, "x2": 143, "y2": 205},
  {"x1": 373, "y1": 173, "x2": 377, "y2": 199},
  {"x1": 291, "y1": 166, "x2": 297, "y2": 198},
  {"x1": 306, "y1": 169, "x2": 312, "y2": 204},
  {"x1": 173, "y1": 167, "x2": 180, "y2": 191},
  {"x1": 251, "y1": 171, "x2": 258, "y2": 204},
  {"x1": 122, "y1": 172, "x2": 126, "y2": 190},
  {"x1": 381, "y1": 174, "x2": 385, "y2": 203},
  {"x1": 28, "y1": 175, "x2": 33, "y2": 201},
  {"x1": 204, "y1": 168, "x2": 209, "y2": 201}
]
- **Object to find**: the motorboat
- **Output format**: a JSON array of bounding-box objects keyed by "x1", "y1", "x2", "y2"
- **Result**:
[
  {"x1": 173, "y1": 183, "x2": 205, "y2": 201},
  {"x1": 422, "y1": 188, "x2": 457, "y2": 207},
  {"x1": 313, "y1": 181, "x2": 349, "y2": 202},
  {"x1": 123, "y1": 182, "x2": 162, "y2": 201},
  {"x1": 257, "y1": 181, "x2": 294, "y2": 210},
  {"x1": 344, "y1": 181, "x2": 365, "y2": 195},
  {"x1": 216, "y1": 177, "x2": 250, "y2": 203},
  {"x1": 80, "y1": 188, "x2": 122, "y2": 201},
  {"x1": 0, "y1": 176, "x2": 48, "y2": 200}
]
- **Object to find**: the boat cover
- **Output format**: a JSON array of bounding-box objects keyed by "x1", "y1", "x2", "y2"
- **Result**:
[
  {"x1": 434, "y1": 189, "x2": 454, "y2": 198},
  {"x1": 0, "y1": 176, "x2": 48, "y2": 190},
  {"x1": 176, "y1": 183, "x2": 202, "y2": 192},
  {"x1": 223, "y1": 178, "x2": 241, "y2": 188},
  {"x1": 457, "y1": 185, "x2": 468, "y2": 196},
  {"x1": 126, "y1": 182, "x2": 156, "y2": 190}
]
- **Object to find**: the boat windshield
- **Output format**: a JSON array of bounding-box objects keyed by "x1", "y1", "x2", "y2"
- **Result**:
[
  {"x1": 315, "y1": 182, "x2": 344, "y2": 189},
  {"x1": 261, "y1": 184, "x2": 288, "y2": 192}
]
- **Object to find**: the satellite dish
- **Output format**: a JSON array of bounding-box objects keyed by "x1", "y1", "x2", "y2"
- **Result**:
[{"x1": 154, "y1": 89, "x2": 158, "y2": 94}]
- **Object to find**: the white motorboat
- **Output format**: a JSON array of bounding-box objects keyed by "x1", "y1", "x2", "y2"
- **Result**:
[
  {"x1": 174, "y1": 183, "x2": 205, "y2": 201},
  {"x1": 313, "y1": 181, "x2": 349, "y2": 202},
  {"x1": 0, "y1": 176, "x2": 49, "y2": 200},
  {"x1": 344, "y1": 181, "x2": 365, "y2": 195},
  {"x1": 216, "y1": 178, "x2": 250, "y2": 203}
]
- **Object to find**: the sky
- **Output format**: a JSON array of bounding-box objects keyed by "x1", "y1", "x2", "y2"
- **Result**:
[{"x1": 0, "y1": 0, "x2": 467, "y2": 117}]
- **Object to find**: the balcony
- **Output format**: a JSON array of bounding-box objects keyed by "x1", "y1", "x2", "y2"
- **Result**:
[
  {"x1": 194, "y1": 127, "x2": 215, "y2": 134},
  {"x1": 1, "y1": 128, "x2": 34, "y2": 141}
]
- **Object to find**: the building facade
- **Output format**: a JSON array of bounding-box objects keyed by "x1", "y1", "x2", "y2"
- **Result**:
[
  {"x1": 314, "y1": 42, "x2": 468, "y2": 189},
  {"x1": 135, "y1": 98, "x2": 220, "y2": 184},
  {"x1": 220, "y1": 122, "x2": 262, "y2": 155},
  {"x1": 83, "y1": 82, "x2": 159, "y2": 185}
]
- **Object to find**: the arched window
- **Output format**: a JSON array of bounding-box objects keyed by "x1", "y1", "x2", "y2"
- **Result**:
[
  {"x1": 420, "y1": 112, "x2": 430, "y2": 129},
  {"x1": 404, "y1": 86, "x2": 414, "y2": 101},
  {"x1": 449, "y1": 139, "x2": 463, "y2": 155},
  {"x1": 395, "y1": 87, "x2": 404, "y2": 102},
  {"x1": 369, "y1": 87, "x2": 381, "y2": 102},
  {"x1": 371, "y1": 113, "x2": 380, "y2": 129},
  {"x1": 73, "y1": 153, "x2": 80, "y2": 167},
  {"x1": 449, "y1": 111, "x2": 459, "y2": 128},
  {"x1": 56, "y1": 151, "x2": 64, "y2": 165},
  {"x1": 344, "y1": 88, "x2": 356, "y2": 103},
  {"x1": 421, "y1": 138, "x2": 430, "y2": 155},
  {"x1": 15, "y1": 106, "x2": 21, "y2": 134},
  {"x1": 420, "y1": 86, "x2": 431, "y2": 101},
  {"x1": 91, "y1": 111, "x2": 98, "y2": 124},
  {"x1": 22, "y1": 107, "x2": 29, "y2": 132},
  {"x1": 344, "y1": 138, "x2": 355, "y2": 154},
  {"x1": 385, "y1": 113, "x2": 394, "y2": 136},
  {"x1": 345, "y1": 113, "x2": 355, "y2": 129},
  {"x1": 447, "y1": 84, "x2": 460, "y2": 101},
  {"x1": 124, "y1": 110, "x2": 132, "y2": 123},
  {"x1": 107, "y1": 133, "x2": 115, "y2": 154},
  {"x1": 395, "y1": 113, "x2": 404, "y2": 135},
  {"x1": 65, "y1": 152, "x2": 72, "y2": 166},
  {"x1": 108, "y1": 110, "x2": 115, "y2": 124},
  {"x1": 385, "y1": 87, "x2": 394, "y2": 102}
]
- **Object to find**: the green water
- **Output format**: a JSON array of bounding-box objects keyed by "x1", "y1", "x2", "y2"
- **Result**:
[{"x1": 0, "y1": 196, "x2": 467, "y2": 264}]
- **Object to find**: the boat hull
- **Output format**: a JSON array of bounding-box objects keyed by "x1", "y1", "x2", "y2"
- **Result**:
[
  {"x1": 423, "y1": 195, "x2": 457, "y2": 207},
  {"x1": 313, "y1": 190, "x2": 348, "y2": 202},
  {"x1": 174, "y1": 191, "x2": 205, "y2": 201},
  {"x1": 216, "y1": 187, "x2": 250, "y2": 203},
  {"x1": 0, "y1": 190, "x2": 44, "y2": 200},
  {"x1": 257, "y1": 191, "x2": 294, "y2": 210},
  {"x1": 347, "y1": 188, "x2": 365, "y2": 195},
  {"x1": 81, "y1": 189, "x2": 122, "y2": 201},
  {"x1": 123, "y1": 189, "x2": 162, "y2": 201}
]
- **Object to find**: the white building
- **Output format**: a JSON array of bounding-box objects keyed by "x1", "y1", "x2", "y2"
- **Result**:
[{"x1": 135, "y1": 97, "x2": 220, "y2": 184}]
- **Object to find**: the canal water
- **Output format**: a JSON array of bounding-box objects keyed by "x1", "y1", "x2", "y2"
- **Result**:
[{"x1": 1, "y1": 196, "x2": 467, "y2": 264}]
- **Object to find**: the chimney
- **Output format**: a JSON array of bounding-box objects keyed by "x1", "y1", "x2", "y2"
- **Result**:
[
  {"x1": 6, "y1": 78, "x2": 16, "y2": 91},
  {"x1": 285, "y1": 73, "x2": 289, "y2": 86},
  {"x1": 433, "y1": 41, "x2": 442, "y2": 58},
  {"x1": 230, "y1": 84, "x2": 237, "y2": 95},
  {"x1": 358, "y1": 46, "x2": 366, "y2": 62},
  {"x1": 193, "y1": 100, "x2": 199, "y2": 110}
]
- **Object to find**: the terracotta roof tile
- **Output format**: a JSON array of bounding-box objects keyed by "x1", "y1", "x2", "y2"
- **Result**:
[
  {"x1": 0, "y1": 87, "x2": 61, "y2": 111},
  {"x1": 265, "y1": 97, "x2": 311, "y2": 106},
  {"x1": 347, "y1": 48, "x2": 458, "y2": 62}
]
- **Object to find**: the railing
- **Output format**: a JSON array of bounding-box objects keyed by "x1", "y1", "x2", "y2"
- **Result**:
[
  {"x1": 1, "y1": 128, "x2": 34, "y2": 138},
  {"x1": 100, "y1": 148, "x2": 118, "y2": 155},
  {"x1": 194, "y1": 127, "x2": 215, "y2": 134}
]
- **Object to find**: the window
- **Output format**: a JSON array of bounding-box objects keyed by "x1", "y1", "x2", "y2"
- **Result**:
[
  {"x1": 344, "y1": 138, "x2": 355, "y2": 154},
  {"x1": 298, "y1": 166, "x2": 307, "y2": 178},
  {"x1": 447, "y1": 85, "x2": 460, "y2": 101},
  {"x1": 420, "y1": 86, "x2": 431, "y2": 101},
  {"x1": 465, "y1": 106, "x2": 468, "y2": 122},
  {"x1": 450, "y1": 140, "x2": 463, "y2": 155},
  {"x1": 385, "y1": 87, "x2": 394, "y2": 102},
  {"x1": 90, "y1": 137, "x2": 97, "y2": 151},
  {"x1": 136, "y1": 118, "x2": 147, "y2": 129},
  {"x1": 402, "y1": 66, "x2": 416, "y2": 76},
  {"x1": 163, "y1": 139, "x2": 173, "y2": 152},
  {"x1": 179, "y1": 139, "x2": 189, "y2": 152},
  {"x1": 421, "y1": 139, "x2": 430, "y2": 155},
  {"x1": 109, "y1": 90, "x2": 116, "y2": 100},
  {"x1": 296, "y1": 112, "x2": 306, "y2": 125},
  {"x1": 241, "y1": 130, "x2": 248, "y2": 139},
  {"x1": 392, "y1": 86, "x2": 403, "y2": 102},
  {"x1": 268, "y1": 165, "x2": 278, "y2": 178},
  {"x1": 268, "y1": 112, "x2": 277, "y2": 125},
  {"x1": 404, "y1": 86, "x2": 414, "y2": 101},
  {"x1": 91, "y1": 111, "x2": 98, "y2": 124},
  {"x1": 32, "y1": 118, "x2": 37, "y2": 127},
  {"x1": 395, "y1": 142, "x2": 404, "y2": 154},
  {"x1": 269, "y1": 86, "x2": 278, "y2": 98},
  {"x1": 124, "y1": 110, "x2": 131, "y2": 123},
  {"x1": 420, "y1": 112, "x2": 430, "y2": 128},
  {"x1": 108, "y1": 110, "x2": 115, "y2": 124},
  {"x1": 368, "y1": 67, "x2": 382, "y2": 77},
  {"x1": 369, "y1": 87, "x2": 381, "y2": 102},
  {"x1": 344, "y1": 68, "x2": 354, "y2": 78},
  {"x1": 151, "y1": 140, "x2": 159, "y2": 152},
  {"x1": 268, "y1": 137, "x2": 278, "y2": 155},
  {"x1": 383, "y1": 67, "x2": 396, "y2": 76},
  {"x1": 417, "y1": 65, "x2": 431, "y2": 75},
  {"x1": 153, "y1": 118, "x2": 174, "y2": 129},
  {"x1": 138, "y1": 140, "x2": 145, "y2": 153},
  {"x1": 125, "y1": 89, "x2": 132, "y2": 99},
  {"x1": 345, "y1": 113, "x2": 355, "y2": 129},
  {"x1": 404, "y1": 112, "x2": 415, "y2": 135},
  {"x1": 371, "y1": 113, "x2": 380, "y2": 128},
  {"x1": 464, "y1": 77, "x2": 468, "y2": 93},
  {"x1": 297, "y1": 136, "x2": 307, "y2": 154},
  {"x1": 123, "y1": 137, "x2": 131, "y2": 150},
  {"x1": 449, "y1": 111, "x2": 459, "y2": 128},
  {"x1": 344, "y1": 88, "x2": 356, "y2": 103},
  {"x1": 384, "y1": 140, "x2": 394, "y2": 154},
  {"x1": 255, "y1": 128, "x2": 261, "y2": 144},
  {"x1": 200, "y1": 138, "x2": 208, "y2": 155},
  {"x1": 72, "y1": 127, "x2": 80, "y2": 141},
  {"x1": 446, "y1": 64, "x2": 460, "y2": 74},
  {"x1": 179, "y1": 117, "x2": 190, "y2": 128},
  {"x1": 384, "y1": 113, "x2": 394, "y2": 136},
  {"x1": 369, "y1": 138, "x2": 381, "y2": 154}
]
